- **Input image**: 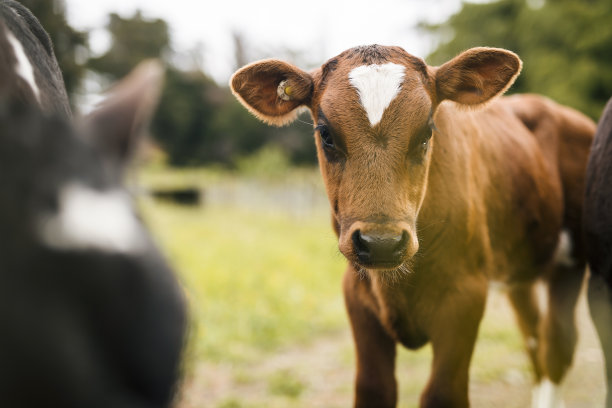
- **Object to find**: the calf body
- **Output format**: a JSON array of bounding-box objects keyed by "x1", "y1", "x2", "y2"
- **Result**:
[
  {"x1": 231, "y1": 45, "x2": 595, "y2": 407},
  {"x1": 584, "y1": 96, "x2": 612, "y2": 407}
]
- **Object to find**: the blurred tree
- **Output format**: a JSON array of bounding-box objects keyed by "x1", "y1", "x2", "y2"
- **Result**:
[
  {"x1": 152, "y1": 68, "x2": 217, "y2": 166},
  {"x1": 152, "y1": 67, "x2": 316, "y2": 166},
  {"x1": 422, "y1": 0, "x2": 612, "y2": 119},
  {"x1": 88, "y1": 11, "x2": 170, "y2": 79},
  {"x1": 89, "y1": 12, "x2": 317, "y2": 167},
  {"x1": 232, "y1": 31, "x2": 249, "y2": 72},
  {"x1": 18, "y1": 0, "x2": 88, "y2": 102}
]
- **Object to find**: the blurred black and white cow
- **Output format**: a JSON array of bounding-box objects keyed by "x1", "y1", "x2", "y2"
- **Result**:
[{"x1": 0, "y1": 2, "x2": 187, "y2": 407}]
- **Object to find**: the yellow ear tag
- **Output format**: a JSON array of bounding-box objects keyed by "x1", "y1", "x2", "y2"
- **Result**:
[{"x1": 277, "y1": 79, "x2": 292, "y2": 101}]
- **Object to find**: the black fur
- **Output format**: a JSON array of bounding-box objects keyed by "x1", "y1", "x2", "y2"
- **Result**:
[{"x1": 585, "y1": 96, "x2": 612, "y2": 408}]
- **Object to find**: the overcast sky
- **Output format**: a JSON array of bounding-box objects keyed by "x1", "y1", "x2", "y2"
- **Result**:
[{"x1": 63, "y1": 0, "x2": 466, "y2": 84}]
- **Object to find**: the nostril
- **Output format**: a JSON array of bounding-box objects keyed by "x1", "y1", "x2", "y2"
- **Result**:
[
  {"x1": 394, "y1": 230, "x2": 409, "y2": 254},
  {"x1": 352, "y1": 229, "x2": 369, "y2": 255},
  {"x1": 351, "y1": 229, "x2": 410, "y2": 266}
]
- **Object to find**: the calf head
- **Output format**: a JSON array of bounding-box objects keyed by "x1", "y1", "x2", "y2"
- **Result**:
[{"x1": 231, "y1": 45, "x2": 521, "y2": 272}]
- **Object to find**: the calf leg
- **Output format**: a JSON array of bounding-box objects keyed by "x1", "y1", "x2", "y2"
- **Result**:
[
  {"x1": 420, "y1": 276, "x2": 487, "y2": 408},
  {"x1": 542, "y1": 262, "x2": 584, "y2": 382},
  {"x1": 588, "y1": 273, "x2": 612, "y2": 408},
  {"x1": 532, "y1": 260, "x2": 585, "y2": 408},
  {"x1": 508, "y1": 282, "x2": 543, "y2": 381},
  {"x1": 344, "y1": 269, "x2": 397, "y2": 408},
  {"x1": 508, "y1": 281, "x2": 568, "y2": 408}
]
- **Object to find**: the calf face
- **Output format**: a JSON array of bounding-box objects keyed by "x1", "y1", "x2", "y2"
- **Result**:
[{"x1": 231, "y1": 45, "x2": 521, "y2": 271}]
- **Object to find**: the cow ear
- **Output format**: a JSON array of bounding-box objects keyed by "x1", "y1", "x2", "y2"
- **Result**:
[
  {"x1": 434, "y1": 47, "x2": 522, "y2": 106},
  {"x1": 230, "y1": 59, "x2": 314, "y2": 126},
  {"x1": 84, "y1": 60, "x2": 164, "y2": 166}
]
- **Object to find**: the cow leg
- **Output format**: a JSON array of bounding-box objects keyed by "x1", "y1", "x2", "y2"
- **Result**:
[
  {"x1": 508, "y1": 281, "x2": 544, "y2": 381},
  {"x1": 420, "y1": 276, "x2": 487, "y2": 408},
  {"x1": 343, "y1": 269, "x2": 397, "y2": 408},
  {"x1": 588, "y1": 272, "x2": 612, "y2": 408},
  {"x1": 508, "y1": 280, "x2": 566, "y2": 408},
  {"x1": 536, "y1": 260, "x2": 585, "y2": 408}
]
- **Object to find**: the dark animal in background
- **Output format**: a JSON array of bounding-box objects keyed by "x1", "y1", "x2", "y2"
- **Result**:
[
  {"x1": 231, "y1": 45, "x2": 595, "y2": 407},
  {"x1": 0, "y1": 0, "x2": 71, "y2": 118},
  {"x1": 0, "y1": 4, "x2": 186, "y2": 408},
  {"x1": 584, "y1": 96, "x2": 612, "y2": 408},
  {"x1": 152, "y1": 187, "x2": 202, "y2": 206}
]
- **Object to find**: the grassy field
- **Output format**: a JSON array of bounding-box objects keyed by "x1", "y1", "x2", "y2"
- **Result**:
[
  {"x1": 137, "y1": 167, "x2": 346, "y2": 363},
  {"x1": 135, "y1": 167, "x2": 606, "y2": 408}
]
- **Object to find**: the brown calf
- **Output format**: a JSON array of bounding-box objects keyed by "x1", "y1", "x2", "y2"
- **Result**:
[{"x1": 231, "y1": 45, "x2": 595, "y2": 407}]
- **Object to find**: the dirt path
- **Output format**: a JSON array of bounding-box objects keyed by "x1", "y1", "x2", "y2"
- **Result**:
[{"x1": 177, "y1": 287, "x2": 606, "y2": 408}]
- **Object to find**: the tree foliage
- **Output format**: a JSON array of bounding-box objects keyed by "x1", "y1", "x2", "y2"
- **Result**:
[
  {"x1": 423, "y1": 0, "x2": 612, "y2": 119},
  {"x1": 151, "y1": 67, "x2": 315, "y2": 167},
  {"x1": 17, "y1": 0, "x2": 88, "y2": 103},
  {"x1": 88, "y1": 11, "x2": 170, "y2": 80},
  {"x1": 86, "y1": 12, "x2": 316, "y2": 167}
]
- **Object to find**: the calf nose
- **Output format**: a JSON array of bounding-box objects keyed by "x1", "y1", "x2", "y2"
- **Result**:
[{"x1": 352, "y1": 229, "x2": 409, "y2": 267}]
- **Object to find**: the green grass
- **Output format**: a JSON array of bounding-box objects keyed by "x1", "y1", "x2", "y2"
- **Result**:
[
  {"x1": 267, "y1": 369, "x2": 305, "y2": 398},
  {"x1": 137, "y1": 167, "x2": 346, "y2": 363}
]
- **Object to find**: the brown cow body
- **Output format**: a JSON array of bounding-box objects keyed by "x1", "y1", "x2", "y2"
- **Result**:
[
  {"x1": 343, "y1": 94, "x2": 594, "y2": 407},
  {"x1": 231, "y1": 45, "x2": 595, "y2": 407}
]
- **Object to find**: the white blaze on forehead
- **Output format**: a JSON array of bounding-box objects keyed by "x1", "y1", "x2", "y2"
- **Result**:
[
  {"x1": 6, "y1": 30, "x2": 41, "y2": 103},
  {"x1": 39, "y1": 183, "x2": 145, "y2": 254},
  {"x1": 348, "y1": 63, "x2": 406, "y2": 126}
]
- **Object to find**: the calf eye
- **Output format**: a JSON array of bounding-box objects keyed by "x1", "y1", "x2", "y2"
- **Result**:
[
  {"x1": 317, "y1": 125, "x2": 334, "y2": 150},
  {"x1": 315, "y1": 124, "x2": 344, "y2": 163},
  {"x1": 420, "y1": 134, "x2": 432, "y2": 151},
  {"x1": 409, "y1": 127, "x2": 433, "y2": 164}
]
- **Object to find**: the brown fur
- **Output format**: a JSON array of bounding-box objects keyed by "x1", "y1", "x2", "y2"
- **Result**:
[
  {"x1": 230, "y1": 59, "x2": 313, "y2": 126},
  {"x1": 230, "y1": 45, "x2": 595, "y2": 407}
]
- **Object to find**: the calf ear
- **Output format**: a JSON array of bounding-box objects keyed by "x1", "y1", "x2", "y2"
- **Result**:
[
  {"x1": 434, "y1": 47, "x2": 522, "y2": 106},
  {"x1": 231, "y1": 59, "x2": 314, "y2": 126},
  {"x1": 84, "y1": 60, "x2": 164, "y2": 166}
]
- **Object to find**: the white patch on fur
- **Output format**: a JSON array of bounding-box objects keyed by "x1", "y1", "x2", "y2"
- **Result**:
[
  {"x1": 348, "y1": 63, "x2": 405, "y2": 126},
  {"x1": 6, "y1": 31, "x2": 41, "y2": 102},
  {"x1": 535, "y1": 280, "x2": 549, "y2": 317},
  {"x1": 532, "y1": 378, "x2": 565, "y2": 408},
  {"x1": 553, "y1": 229, "x2": 574, "y2": 267},
  {"x1": 489, "y1": 280, "x2": 508, "y2": 291},
  {"x1": 39, "y1": 183, "x2": 144, "y2": 254},
  {"x1": 527, "y1": 336, "x2": 538, "y2": 351}
]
